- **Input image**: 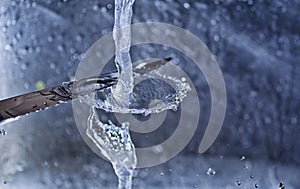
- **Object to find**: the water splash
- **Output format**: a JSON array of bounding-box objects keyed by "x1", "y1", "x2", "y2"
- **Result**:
[
  {"x1": 80, "y1": 0, "x2": 191, "y2": 188},
  {"x1": 86, "y1": 1, "x2": 137, "y2": 188},
  {"x1": 86, "y1": 108, "x2": 136, "y2": 189},
  {"x1": 79, "y1": 71, "x2": 191, "y2": 115},
  {"x1": 206, "y1": 168, "x2": 216, "y2": 176},
  {"x1": 81, "y1": 60, "x2": 190, "y2": 189},
  {"x1": 0, "y1": 128, "x2": 6, "y2": 135}
]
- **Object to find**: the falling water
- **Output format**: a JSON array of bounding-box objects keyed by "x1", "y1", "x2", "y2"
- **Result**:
[
  {"x1": 86, "y1": 108, "x2": 136, "y2": 189},
  {"x1": 79, "y1": 0, "x2": 191, "y2": 189},
  {"x1": 87, "y1": 0, "x2": 137, "y2": 188},
  {"x1": 112, "y1": 0, "x2": 136, "y2": 107}
]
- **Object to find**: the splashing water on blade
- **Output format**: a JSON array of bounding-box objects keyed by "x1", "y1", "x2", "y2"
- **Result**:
[{"x1": 79, "y1": 0, "x2": 191, "y2": 189}]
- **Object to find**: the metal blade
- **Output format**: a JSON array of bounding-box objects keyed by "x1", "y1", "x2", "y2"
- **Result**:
[{"x1": 0, "y1": 57, "x2": 172, "y2": 122}]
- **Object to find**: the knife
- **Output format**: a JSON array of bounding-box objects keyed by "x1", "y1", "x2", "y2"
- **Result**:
[{"x1": 0, "y1": 57, "x2": 171, "y2": 123}]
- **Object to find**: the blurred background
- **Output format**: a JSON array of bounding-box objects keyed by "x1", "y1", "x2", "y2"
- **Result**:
[{"x1": 0, "y1": 0, "x2": 299, "y2": 188}]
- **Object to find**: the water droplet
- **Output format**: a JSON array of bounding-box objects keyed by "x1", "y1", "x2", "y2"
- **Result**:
[
  {"x1": 240, "y1": 156, "x2": 246, "y2": 161},
  {"x1": 50, "y1": 62, "x2": 56, "y2": 70},
  {"x1": 152, "y1": 145, "x2": 164, "y2": 154},
  {"x1": 18, "y1": 47, "x2": 29, "y2": 55},
  {"x1": 213, "y1": 35, "x2": 220, "y2": 42},
  {"x1": 171, "y1": 105, "x2": 178, "y2": 111},
  {"x1": 183, "y1": 3, "x2": 190, "y2": 9},
  {"x1": 31, "y1": 2, "x2": 37, "y2": 7},
  {"x1": 101, "y1": 7, "x2": 107, "y2": 13},
  {"x1": 57, "y1": 44, "x2": 64, "y2": 52},
  {"x1": 291, "y1": 117, "x2": 298, "y2": 124},
  {"x1": 11, "y1": 19, "x2": 16, "y2": 25},
  {"x1": 106, "y1": 3, "x2": 113, "y2": 10},
  {"x1": 264, "y1": 117, "x2": 271, "y2": 124},
  {"x1": 53, "y1": 161, "x2": 58, "y2": 167},
  {"x1": 16, "y1": 162, "x2": 25, "y2": 172},
  {"x1": 81, "y1": 8, "x2": 88, "y2": 14},
  {"x1": 21, "y1": 63, "x2": 28, "y2": 70},
  {"x1": 4, "y1": 44, "x2": 13, "y2": 51},
  {"x1": 279, "y1": 182, "x2": 285, "y2": 189},
  {"x1": 16, "y1": 31, "x2": 23, "y2": 40},
  {"x1": 211, "y1": 19, "x2": 217, "y2": 26},
  {"x1": 101, "y1": 28, "x2": 110, "y2": 35},
  {"x1": 0, "y1": 6, "x2": 6, "y2": 14},
  {"x1": 236, "y1": 5, "x2": 242, "y2": 11},
  {"x1": 160, "y1": 172, "x2": 164, "y2": 176},
  {"x1": 3, "y1": 181, "x2": 7, "y2": 184},
  {"x1": 48, "y1": 35, "x2": 53, "y2": 42},
  {"x1": 193, "y1": 184, "x2": 198, "y2": 188},
  {"x1": 35, "y1": 46, "x2": 41, "y2": 53},
  {"x1": 11, "y1": 0, "x2": 17, "y2": 6},
  {"x1": 236, "y1": 180, "x2": 241, "y2": 186},
  {"x1": 93, "y1": 4, "x2": 99, "y2": 11},
  {"x1": 255, "y1": 183, "x2": 258, "y2": 188},
  {"x1": 76, "y1": 34, "x2": 83, "y2": 42},
  {"x1": 142, "y1": 110, "x2": 150, "y2": 116},
  {"x1": 0, "y1": 129, "x2": 6, "y2": 135},
  {"x1": 206, "y1": 168, "x2": 216, "y2": 176},
  {"x1": 250, "y1": 175, "x2": 254, "y2": 179},
  {"x1": 1, "y1": 26, "x2": 7, "y2": 32}
]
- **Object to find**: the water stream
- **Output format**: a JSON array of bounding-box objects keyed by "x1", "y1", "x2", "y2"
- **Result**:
[
  {"x1": 86, "y1": 108, "x2": 136, "y2": 189},
  {"x1": 80, "y1": 0, "x2": 191, "y2": 188},
  {"x1": 112, "y1": 0, "x2": 136, "y2": 107},
  {"x1": 86, "y1": 1, "x2": 138, "y2": 188}
]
